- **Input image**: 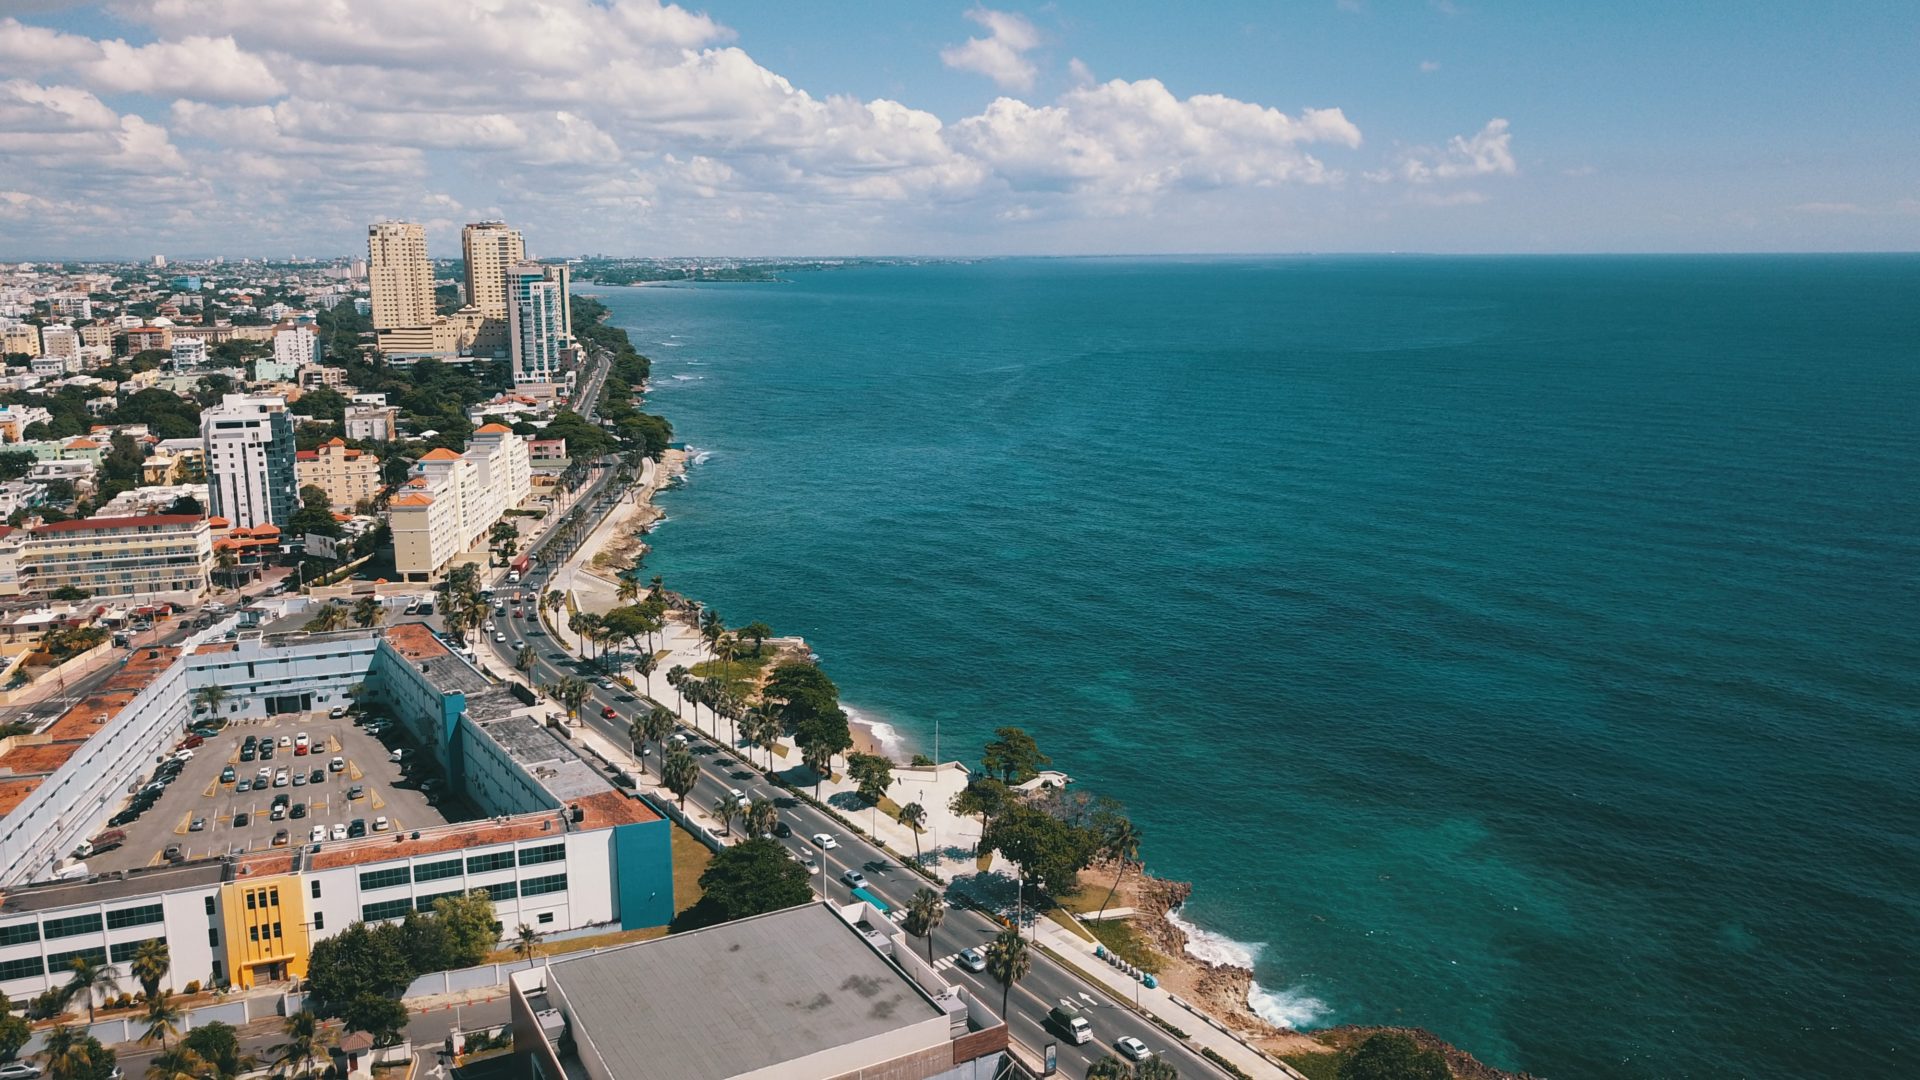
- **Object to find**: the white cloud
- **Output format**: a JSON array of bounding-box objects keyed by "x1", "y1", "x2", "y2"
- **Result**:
[
  {"x1": 941, "y1": 7, "x2": 1042, "y2": 91},
  {"x1": 1067, "y1": 58, "x2": 1095, "y2": 87},
  {"x1": 1392, "y1": 118, "x2": 1515, "y2": 183},
  {"x1": 80, "y1": 35, "x2": 285, "y2": 102}
]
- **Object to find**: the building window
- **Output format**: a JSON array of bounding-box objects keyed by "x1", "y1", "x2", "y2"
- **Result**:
[
  {"x1": 46, "y1": 947, "x2": 107, "y2": 972},
  {"x1": 536, "y1": 912, "x2": 554, "y2": 925},
  {"x1": 272, "y1": 922, "x2": 282, "y2": 939},
  {"x1": 360, "y1": 899, "x2": 413, "y2": 923},
  {"x1": 42, "y1": 914, "x2": 104, "y2": 940},
  {"x1": 249, "y1": 927, "x2": 259, "y2": 942},
  {"x1": 208, "y1": 928, "x2": 220, "y2": 947},
  {"x1": 518, "y1": 843, "x2": 565, "y2": 867},
  {"x1": 0, "y1": 956, "x2": 44, "y2": 981},
  {"x1": 205, "y1": 897, "x2": 216, "y2": 916},
  {"x1": 465, "y1": 851, "x2": 515, "y2": 875},
  {"x1": 105, "y1": 904, "x2": 165, "y2": 930},
  {"x1": 246, "y1": 892, "x2": 256, "y2": 911},
  {"x1": 480, "y1": 881, "x2": 516, "y2": 901},
  {"x1": 0, "y1": 923, "x2": 39, "y2": 948},
  {"x1": 413, "y1": 859, "x2": 463, "y2": 883},
  {"x1": 312, "y1": 913, "x2": 324, "y2": 931},
  {"x1": 521, "y1": 874, "x2": 568, "y2": 898},
  {"x1": 359, "y1": 867, "x2": 411, "y2": 891},
  {"x1": 311, "y1": 881, "x2": 322, "y2": 899},
  {"x1": 110, "y1": 938, "x2": 163, "y2": 964}
]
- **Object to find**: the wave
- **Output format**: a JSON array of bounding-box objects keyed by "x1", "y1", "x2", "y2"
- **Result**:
[
  {"x1": 1167, "y1": 905, "x2": 1330, "y2": 1030},
  {"x1": 656, "y1": 340, "x2": 684, "y2": 347},
  {"x1": 843, "y1": 703, "x2": 908, "y2": 755},
  {"x1": 687, "y1": 449, "x2": 714, "y2": 465},
  {"x1": 670, "y1": 373, "x2": 701, "y2": 381}
]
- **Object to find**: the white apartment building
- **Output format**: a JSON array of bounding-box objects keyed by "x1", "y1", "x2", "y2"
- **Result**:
[
  {"x1": 389, "y1": 424, "x2": 530, "y2": 581},
  {"x1": 507, "y1": 262, "x2": 572, "y2": 385},
  {"x1": 38, "y1": 324, "x2": 79, "y2": 361},
  {"x1": 46, "y1": 294, "x2": 91, "y2": 320},
  {"x1": 344, "y1": 394, "x2": 398, "y2": 442},
  {"x1": 0, "y1": 513, "x2": 212, "y2": 600},
  {"x1": 367, "y1": 221, "x2": 434, "y2": 332},
  {"x1": 0, "y1": 405, "x2": 53, "y2": 443},
  {"x1": 260, "y1": 326, "x2": 321, "y2": 382},
  {"x1": 170, "y1": 336, "x2": 209, "y2": 371},
  {"x1": 202, "y1": 394, "x2": 298, "y2": 530}
]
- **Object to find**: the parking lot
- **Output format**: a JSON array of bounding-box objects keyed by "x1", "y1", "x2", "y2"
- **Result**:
[{"x1": 85, "y1": 707, "x2": 463, "y2": 872}]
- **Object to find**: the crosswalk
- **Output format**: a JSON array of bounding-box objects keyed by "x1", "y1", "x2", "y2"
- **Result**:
[{"x1": 930, "y1": 949, "x2": 983, "y2": 973}]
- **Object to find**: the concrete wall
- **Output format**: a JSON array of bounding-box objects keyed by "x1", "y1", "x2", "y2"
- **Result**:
[{"x1": 186, "y1": 631, "x2": 378, "y2": 721}]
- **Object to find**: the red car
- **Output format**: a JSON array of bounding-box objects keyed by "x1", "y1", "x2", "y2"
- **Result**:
[
  {"x1": 180, "y1": 734, "x2": 204, "y2": 749},
  {"x1": 601, "y1": 706, "x2": 618, "y2": 720}
]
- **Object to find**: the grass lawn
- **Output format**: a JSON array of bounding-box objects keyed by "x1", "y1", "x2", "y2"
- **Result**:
[
  {"x1": 1045, "y1": 908, "x2": 1098, "y2": 943},
  {"x1": 690, "y1": 652, "x2": 772, "y2": 697},
  {"x1": 1085, "y1": 917, "x2": 1166, "y2": 974},
  {"x1": 484, "y1": 924, "x2": 667, "y2": 965},
  {"x1": 1281, "y1": 1051, "x2": 1344, "y2": 1080},
  {"x1": 1056, "y1": 877, "x2": 1120, "y2": 915},
  {"x1": 671, "y1": 822, "x2": 713, "y2": 915}
]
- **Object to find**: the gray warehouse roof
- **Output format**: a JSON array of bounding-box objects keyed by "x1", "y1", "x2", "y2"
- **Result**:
[{"x1": 546, "y1": 902, "x2": 945, "y2": 1079}]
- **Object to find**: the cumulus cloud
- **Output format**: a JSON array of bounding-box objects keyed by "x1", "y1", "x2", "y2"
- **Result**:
[
  {"x1": 941, "y1": 7, "x2": 1042, "y2": 91},
  {"x1": 0, "y1": 0, "x2": 1519, "y2": 252}
]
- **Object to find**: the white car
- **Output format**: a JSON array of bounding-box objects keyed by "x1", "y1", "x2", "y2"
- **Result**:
[
  {"x1": 1115, "y1": 1036, "x2": 1152, "y2": 1062},
  {"x1": 389, "y1": 749, "x2": 405, "y2": 763},
  {"x1": 373, "y1": 815, "x2": 390, "y2": 832},
  {"x1": 295, "y1": 732, "x2": 310, "y2": 747},
  {"x1": 329, "y1": 756, "x2": 346, "y2": 772},
  {"x1": 172, "y1": 748, "x2": 194, "y2": 760},
  {"x1": 0, "y1": 1061, "x2": 44, "y2": 1078},
  {"x1": 330, "y1": 823, "x2": 348, "y2": 841},
  {"x1": 278, "y1": 735, "x2": 291, "y2": 747},
  {"x1": 811, "y1": 832, "x2": 838, "y2": 850},
  {"x1": 273, "y1": 769, "x2": 289, "y2": 787},
  {"x1": 840, "y1": 869, "x2": 868, "y2": 889},
  {"x1": 494, "y1": 632, "x2": 507, "y2": 643},
  {"x1": 728, "y1": 787, "x2": 749, "y2": 807},
  {"x1": 957, "y1": 947, "x2": 987, "y2": 973},
  {"x1": 310, "y1": 825, "x2": 326, "y2": 843}
]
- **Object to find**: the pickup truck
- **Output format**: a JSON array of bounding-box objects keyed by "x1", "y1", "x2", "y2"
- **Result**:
[{"x1": 1048, "y1": 999, "x2": 1092, "y2": 1044}]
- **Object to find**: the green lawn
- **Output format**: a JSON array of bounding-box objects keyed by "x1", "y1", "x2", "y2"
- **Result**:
[
  {"x1": 1084, "y1": 917, "x2": 1166, "y2": 974},
  {"x1": 1280, "y1": 1051, "x2": 1344, "y2": 1080},
  {"x1": 690, "y1": 652, "x2": 773, "y2": 697},
  {"x1": 671, "y1": 821, "x2": 714, "y2": 915}
]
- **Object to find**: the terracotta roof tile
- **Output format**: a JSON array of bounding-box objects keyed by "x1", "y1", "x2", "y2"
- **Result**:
[{"x1": 419, "y1": 448, "x2": 461, "y2": 461}]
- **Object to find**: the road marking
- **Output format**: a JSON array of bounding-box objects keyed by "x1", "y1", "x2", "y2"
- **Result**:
[
  {"x1": 347, "y1": 761, "x2": 364, "y2": 781},
  {"x1": 173, "y1": 813, "x2": 192, "y2": 836},
  {"x1": 370, "y1": 790, "x2": 386, "y2": 810}
]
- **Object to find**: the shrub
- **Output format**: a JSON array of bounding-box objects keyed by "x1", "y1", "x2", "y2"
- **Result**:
[
  {"x1": 183, "y1": 980, "x2": 201, "y2": 995},
  {"x1": 1201, "y1": 1047, "x2": 1253, "y2": 1080}
]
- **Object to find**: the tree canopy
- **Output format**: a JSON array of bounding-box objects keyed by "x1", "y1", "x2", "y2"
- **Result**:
[
  {"x1": 697, "y1": 837, "x2": 812, "y2": 921},
  {"x1": 1339, "y1": 1032, "x2": 1451, "y2": 1080}
]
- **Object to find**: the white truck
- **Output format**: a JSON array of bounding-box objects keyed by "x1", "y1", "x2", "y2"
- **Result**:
[{"x1": 1048, "y1": 999, "x2": 1092, "y2": 1044}]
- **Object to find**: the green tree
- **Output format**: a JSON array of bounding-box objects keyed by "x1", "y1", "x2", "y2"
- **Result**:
[
  {"x1": 0, "y1": 998, "x2": 28, "y2": 1063},
  {"x1": 431, "y1": 891, "x2": 500, "y2": 967},
  {"x1": 548, "y1": 675, "x2": 590, "y2": 722},
  {"x1": 743, "y1": 797, "x2": 778, "y2": 839},
  {"x1": 634, "y1": 705, "x2": 676, "y2": 776},
  {"x1": 1339, "y1": 1033, "x2": 1450, "y2": 1080},
  {"x1": 981, "y1": 800, "x2": 1103, "y2": 899},
  {"x1": 304, "y1": 604, "x2": 350, "y2": 632},
  {"x1": 180, "y1": 1021, "x2": 245, "y2": 1078},
  {"x1": 661, "y1": 745, "x2": 698, "y2": 808},
  {"x1": 514, "y1": 924, "x2": 540, "y2": 967},
  {"x1": 288, "y1": 484, "x2": 341, "y2": 540},
  {"x1": 192, "y1": 684, "x2": 228, "y2": 718},
  {"x1": 985, "y1": 926, "x2": 1031, "y2": 1019},
  {"x1": 899, "y1": 801, "x2": 928, "y2": 866},
  {"x1": 902, "y1": 887, "x2": 945, "y2": 962},
  {"x1": 711, "y1": 795, "x2": 740, "y2": 836},
  {"x1": 697, "y1": 837, "x2": 812, "y2": 921},
  {"x1": 982, "y1": 726, "x2": 1050, "y2": 784},
  {"x1": 138, "y1": 992, "x2": 183, "y2": 1052},
  {"x1": 950, "y1": 777, "x2": 1011, "y2": 836},
  {"x1": 305, "y1": 922, "x2": 412, "y2": 1006},
  {"x1": 350, "y1": 595, "x2": 383, "y2": 628},
  {"x1": 795, "y1": 708, "x2": 854, "y2": 800},
  {"x1": 516, "y1": 643, "x2": 536, "y2": 671},
  {"x1": 341, "y1": 993, "x2": 409, "y2": 1048},
  {"x1": 740, "y1": 621, "x2": 773, "y2": 656},
  {"x1": 1097, "y1": 818, "x2": 1144, "y2": 921},
  {"x1": 61, "y1": 955, "x2": 121, "y2": 1024},
  {"x1": 847, "y1": 752, "x2": 894, "y2": 807},
  {"x1": 271, "y1": 1009, "x2": 330, "y2": 1077}
]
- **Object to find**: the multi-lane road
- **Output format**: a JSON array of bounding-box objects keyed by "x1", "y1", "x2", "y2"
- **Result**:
[{"x1": 475, "y1": 574, "x2": 1221, "y2": 1080}]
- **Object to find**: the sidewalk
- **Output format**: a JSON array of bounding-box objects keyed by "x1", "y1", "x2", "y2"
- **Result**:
[{"x1": 1029, "y1": 914, "x2": 1308, "y2": 1080}]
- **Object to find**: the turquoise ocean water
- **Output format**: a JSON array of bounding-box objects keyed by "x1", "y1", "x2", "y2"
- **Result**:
[{"x1": 592, "y1": 257, "x2": 1918, "y2": 1078}]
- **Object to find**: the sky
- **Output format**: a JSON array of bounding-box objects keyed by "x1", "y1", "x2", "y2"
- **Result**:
[{"x1": 0, "y1": 0, "x2": 1915, "y2": 259}]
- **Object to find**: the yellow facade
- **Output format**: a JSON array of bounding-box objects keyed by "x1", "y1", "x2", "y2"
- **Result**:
[{"x1": 219, "y1": 874, "x2": 312, "y2": 989}]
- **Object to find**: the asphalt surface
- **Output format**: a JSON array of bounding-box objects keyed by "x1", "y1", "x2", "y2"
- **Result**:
[{"x1": 479, "y1": 572, "x2": 1219, "y2": 1080}]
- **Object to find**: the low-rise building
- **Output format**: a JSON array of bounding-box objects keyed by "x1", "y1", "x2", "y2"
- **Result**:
[
  {"x1": 38, "y1": 324, "x2": 79, "y2": 361},
  {"x1": 295, "y1": 438, "x2": 381, "y2": 512},
  {"x1": 170, "y1": 337, "x2": 208, "y2": 371},
  {"x1": 124, "y1": 325, "x2": 172, "y2": 354},
  {"x1": 4, "y1": 513, "x2": 211, "y2": 600},
  {"x1": 344, "y1": 396, "x2": 397, "y2": 442},
  {"x1": 0, "y1": 406, "x2": 52, "y2": 443}
]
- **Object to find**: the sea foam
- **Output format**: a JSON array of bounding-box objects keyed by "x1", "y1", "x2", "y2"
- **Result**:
[{"x1": 1167, "y1": 906, "x2": 1330, "y2": 1030}]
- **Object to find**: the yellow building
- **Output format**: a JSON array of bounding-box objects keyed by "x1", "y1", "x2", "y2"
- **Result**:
[
  {"x1": 8, "y1": 513, "x2": 212, "y2": 599},
  {"x1": 367, "y1": 220, "x2": 434, "y2": 332},
  {"x1": 0, "y1": 325, "x2": 40, "y2": 358},
  {"x1": 296, "y1": 437, "x2": 382, "y2": 512},
  {"x1": 218, "y1": 873, "x2": 311, "y2": 988}
]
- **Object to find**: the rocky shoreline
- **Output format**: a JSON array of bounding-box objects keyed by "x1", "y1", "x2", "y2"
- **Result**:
[{"x1": 1103, "y1": 862, "x2": 1531, "y2": 1079}]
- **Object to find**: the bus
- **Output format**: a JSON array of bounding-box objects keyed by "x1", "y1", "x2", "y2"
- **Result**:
[{"x1": 849, "y1": 887, "x2": 890, "y2": 915}]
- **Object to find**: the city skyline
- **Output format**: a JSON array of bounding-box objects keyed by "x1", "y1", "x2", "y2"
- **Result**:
[{"x1": 1, "y1": 1, "x2": 1915, "y2": 258}]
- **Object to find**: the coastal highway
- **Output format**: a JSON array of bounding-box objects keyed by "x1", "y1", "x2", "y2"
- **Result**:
[{"x1": 480, "y1": 582, "x2": 1229, "y2": 1080}]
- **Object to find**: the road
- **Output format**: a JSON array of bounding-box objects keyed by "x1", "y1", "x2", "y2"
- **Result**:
[{"x1": 479, "y1": 574, "x2": 1219, "y2": 1080}]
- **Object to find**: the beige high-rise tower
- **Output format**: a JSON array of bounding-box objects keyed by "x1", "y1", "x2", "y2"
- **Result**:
[
  {"x1": 367, "y1": 221, "x2": 433, "y2": 331},
  {"x1": 461, "y1": 221, "x2": 524, "y2": 318}
]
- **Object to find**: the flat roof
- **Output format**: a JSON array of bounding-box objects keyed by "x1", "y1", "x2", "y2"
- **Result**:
[
  {"x1": 304, "y1": 813, "x2": 571, "y2": 872},
  {"x1": 546, "y1": 903, "x2": 944, "y2": 1080},
  {"x1": 0, "y1": 861, "x2": 227, "y2": 915}
]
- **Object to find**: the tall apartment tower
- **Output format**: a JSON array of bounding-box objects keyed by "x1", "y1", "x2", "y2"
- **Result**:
[
  {"x1": 367, "y1": 221, "x2": 433, "y2": 331},
  {"x1": 202, "y1": 394, "x2": 298, "y2": 530},
  {"x1": 461, "y1": 222, "x2": 524, "y2": 318},
  {"x1": 507, "y1": 262, "x2": 573, "y2": 385}
]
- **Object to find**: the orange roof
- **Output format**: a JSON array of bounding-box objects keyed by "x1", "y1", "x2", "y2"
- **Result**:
[
  {"x1": 208, "y1": 516, "x2": 229, "y2": 528},
  {"x1": 303, "y1": 815, "x2": 568, "y2": 872},
  {"x1": 573, "y1": 789, "x2": 660, "y2": 828},
  {"x1": 43, "y1": 690, "x2": 136, "y2": 741},
  {"x1": 473, "y1": 423, "x2": 511, "y2": 434},
  {"x1": 324, "y1": 437, "x2": 346, "y2": 447},
  {"x1": 420, "y1": 448, "x2": 461, "y2": 461},
  {"x1": 0, "y1": 778, "x2": 41, "y2": 817},
  {"x1": 252, "y1": 523, "x2": 280, "y2": 535},
  {"x1": 383, "y1": 622, "x2": 449, "y2": 660},
  {"x1": 0, "y1": 743, "x2": 82, "y2": 775},
  {"x1": 65, "y1": 438, "x2": 101, "y2": 450},
  {"x1": 390, "y1": 493, "x2": 433, "y2": 507}
]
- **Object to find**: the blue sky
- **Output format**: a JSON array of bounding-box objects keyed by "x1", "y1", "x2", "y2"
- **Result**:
[{"x1": 1, "y1": 1, "x2": 1915, "y2": 257}]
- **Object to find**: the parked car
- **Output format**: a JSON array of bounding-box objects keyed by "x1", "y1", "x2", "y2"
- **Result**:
[
  {"x1": 292, "y1": 771, "x2": 307, "y2": 787},
  {"x1": 270, "y1": 805, "x2": 286, "y2": 821},
  {"x1": 235, "y1": 778, "x2": 252, "y2": 793},
  {"x1": 172, "y1": 748, "x2": 194, "y2": 761},
  {"x1": 220, "y1": 766, "x2": 236, "y2": 784},
  {"x1": 273, "y1": 769, "x2": 289, "y2": 787},
  {"x1": 329, "y1": 707, "x2": 347, "y2": 719},
  {"x1": 189, "y1": 816, "x2": 206, "y2": 832},
  {"x1": 346, "y1": 818, "x2": 366, "y2": 838},
  {"x1": 0, "y1": 1059, "x2": 44, "y2": 1077},
  {"x1": 271, "y1": 829, "x2": 289, "y2": 847},
  {"x1": 291, "y1": 803, "x2": 307, "y2": 819},
  {"x1": 233, "y1": 812, "x2": 249, "y2": 827},
  {"x1": 347, "y1": 785, "x2": 364, "y2": 800},
  {"x1": 330, "y1": 823, "x2": 347, "y2": 841},
  {"x1": 241, "y1": 734, "x2": 257, "y2": 749},
  {"x1": 180, "y1": 734, "x2": 204, "y2": 749},
  {"x1": 389, "y1": 749, "x2": 406, "y2": 763},
  {"x1": 309, "y1": 768, "x2": 326, "y2": 784},
  {"x1": 373, "y1": 816, "x2": 390, "y2": 832},
  {"x1": 239, "y1": 745, "x2": 256, "y2": 762},
  {"x1": 310, "y1": 825, "x2": 327, "y2": 844},
  {"x1": 329, "y1": 756, "x2": 346, "y2": 772},
  {"x1": 163, "y1": 844, "x2": 183, "y2": 863}
]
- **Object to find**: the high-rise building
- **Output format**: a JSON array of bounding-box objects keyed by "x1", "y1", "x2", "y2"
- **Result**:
[
  {"x1": 461, "y1": 222, "x2": 524, "y2": 319},
  {"x1": 202, "y1": 394, "x2": 298, "y2": 530},
  {"x1": 366, "y1": 221, "x2": 433, "y2": 331},
  {"x1": 262, "y1": 325, "x2": 321, "y2": 381},
  {"x1": 507, "y1": 262, "x2": 572, "y2": 385}
]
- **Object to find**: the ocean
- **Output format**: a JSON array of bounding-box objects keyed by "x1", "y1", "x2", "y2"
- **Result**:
[{"x1": 590, "y1": 256, "x2": 1919, "y2": 1078}]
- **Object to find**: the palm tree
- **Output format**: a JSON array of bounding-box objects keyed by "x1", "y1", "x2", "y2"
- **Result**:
[
  {"x1": 350, "y1": 595, "x2": 383, "y2": 628},
  {"x1": 637, "y1": 706, "x2": 676, "y2": 775},
  {"x1": 304, "y1": 604, "x2": 349, "y2": 633},
  {"x1": 743, "y1": 797, "x2": 777, "y2": 839},
  {"x1": 40, "y1": 1024, "x2": 105, "y2": 1080},
  {"x1": 985, "y1": 926, "x2": 1030, "y2": 1019},
  {"x1": 516, "y1": 643, "x2": 536, "y2": 671},
  {"x1": 139, "y1": 992, "x2": 183, "y2": 1053},
  {"x1": 271, "y1": 1009, "x2": 328, "y2": 1077},
  {"x1": 634, "y1": 648, "x2": 659, "y2": 698},
  {"x1": 143, "y1": 1046, "x2": 211, "y2": 1080},
  {"x1": 515, "y1": 924, "x2": 540, "y2": 967},
  {"x1": 130, "y1": 939, "x2": 170, "y2": 1001},
  {"x1": 212, "y1": 546, "x2": 240, "y2": 590},
  {"x1": 662, "y1": 747, "x2": 698, "y2": 808},
  {"x1": 903, "y1": 887, "x2": 945, "y2": 962},
  {"x1": 63, "y1": 955, "x2": 121, "y2": 1025},
  {"x1": 616, "y1": 576, "x2": 640, "y2": 605},
  {"x1": 666, "y1": 664, "x2": 690, "y2": 712},
  {"x1": 899, "y1": 802, "x2": 928, "y2": 867},
  {"x1": 699, "y1": 609, "x2": 724, "y2": 665},
  {"x1": 711, "y1": 795, "x2": 740, "y2": 836},
  {"x1": 743, "y1": 703, "x2": 781, "y2": 770},
  {"x1": 1097, "y1": 818, "x2": 1144, "y2": 922},
  {"x1": 192, "y1": 684, "x2": 227, "y2": 717},
  {"x1": 549, "y1": 675, "x2": 590, "y2": 723}
]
